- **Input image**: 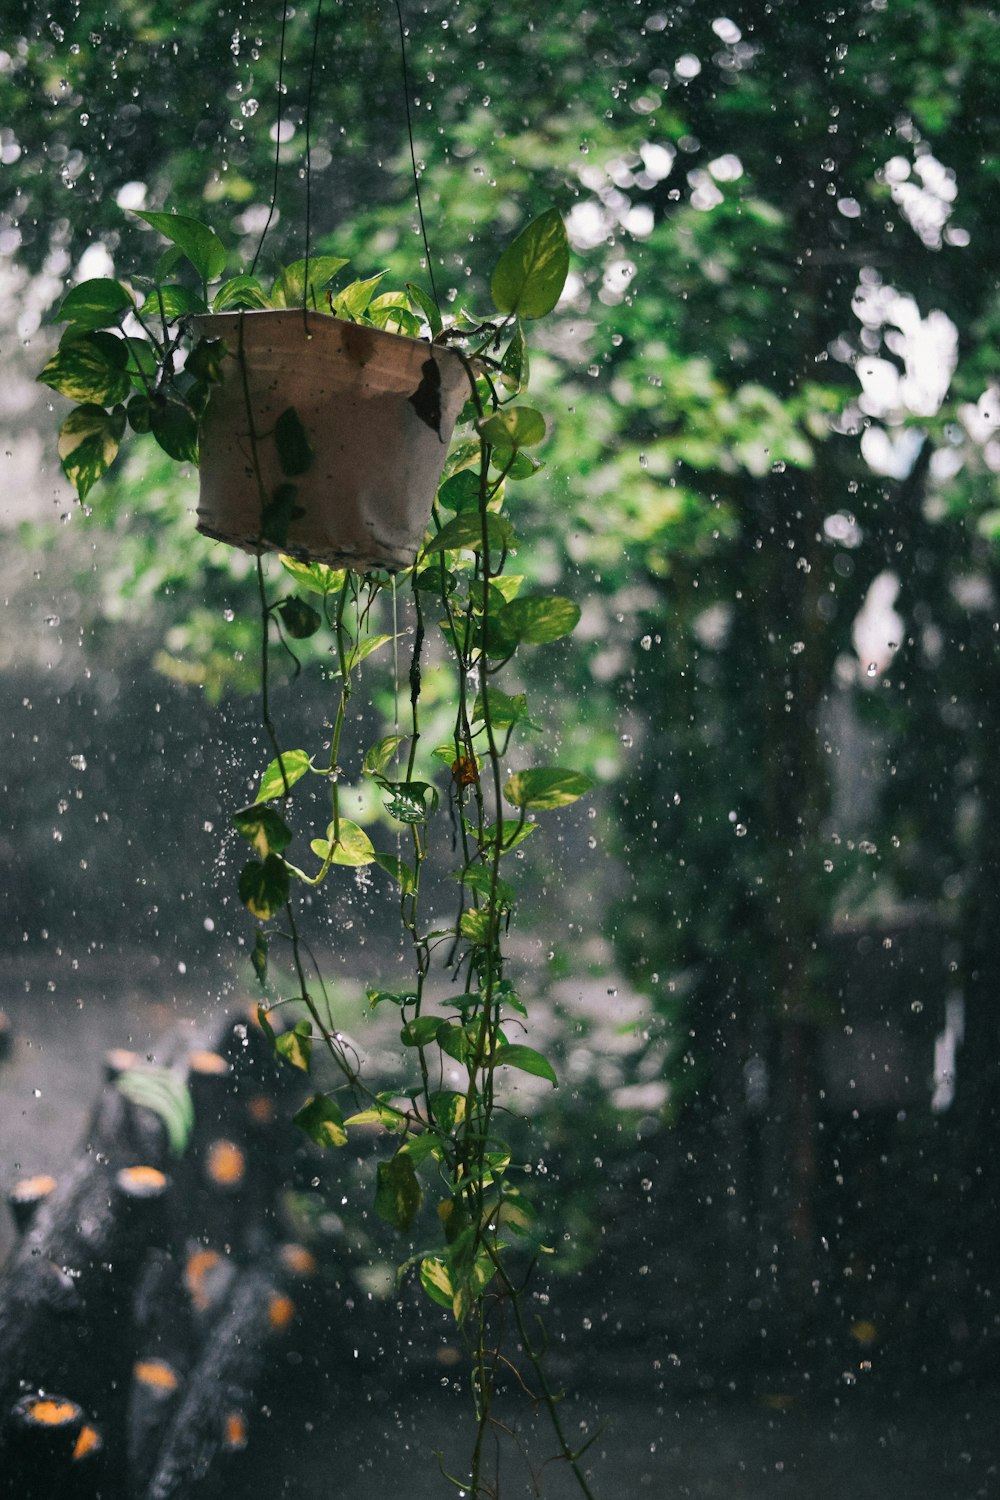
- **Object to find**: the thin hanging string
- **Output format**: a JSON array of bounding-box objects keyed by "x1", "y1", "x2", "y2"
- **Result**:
[
  {"x1": 250, "y1": 0, "x2": 291, "y2": 276},
  {"x1": 393, "y1": 0, "x2": 439, "y2": 310},
  {"x1": 302, "y1": 0, "x2": 325, "y2": 319}
]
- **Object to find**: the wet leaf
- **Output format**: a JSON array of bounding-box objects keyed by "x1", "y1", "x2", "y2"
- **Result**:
[
  {"x1": 503, "y1": 768, "x2": 593, "y2": 810},
  {"x1": 419, "y1": 1255, "x2": 454, "y2": 1310},
  {"x1": 373, "y1": 851, "x2": 417, "y2": 895},
  {"x1": 257, "y1": 749, "x2": 311, "y2": 802},
  {"x1": 294, "y1": 1093, "x2": 348, "y2": 1148},
  {"x1": 57, "y1": 403, "x2": 126, "y2": 498},
  {"x1": 238, "y1": 853, "x2": 289, "y2": 920},
  {"x1": 429, "y1": 1090, "x2": 467, "y2": 1131},
  {"x1": 251, "y1": 931, "x2": 268, "y2": 983},
  {"x1": 363, "y1": 735, "x2": 406, "y2": 777},
  {"x1": 497, "y1": 595, "x2": 580, "y2": 645},
  {"x1": 437, "y1": 468, "x2": 482, "y2": 513},
  {"x1": 232, "y1": 804, "x2": 292, "y2": 858},
  {"x1": 400, "y1": 1016, "x2": 444, "y2": 1047},
  {"x1": 375, "y1": 1152, "x2": 422, "y2": 1231},
  {"x1": 149, "y1": 394, "x2": 199, "y2": 463},
  {"x1": 57, "y1": 277, "x2": 134, "y2": 332},
  {"x1": 499, "y1": 321, "x2": 529, "y2": 393},
  {"x1": 424, "y1": 510, "x2": 515, "y2": 556},
  {"x1": 275, "y1": 1018, "x2": 312, "y2": 1073},
  {"x1": 472, "y1": 687, "x2": 540, "y2": 731},
  {"x1": 276, "y1": 595, "x2": 322, "y2": 638},
  {"x1": 492, "y1": 1043, "x2": 557, "y2": 1087}
]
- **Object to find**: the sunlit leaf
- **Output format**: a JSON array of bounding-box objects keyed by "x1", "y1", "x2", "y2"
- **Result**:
[
  {"x1": 138, "y1": 284, "x2": 207, "y2": 320},
  {"x1": 490, "y1": 209, "x2": 569, "y2": 319},
  {"x1": 270, "y1": 255, "x2": 349, "y2": 309},
  {"x1": 406, "y1": 281, "x2": 443, "y2": 337},
  {"x1": 503, "y1": 768, "x2": 593, "y2": 810},
  {"x1": 330, "y1": 271, "x2": 386, "y2": 321},
  {"x1": 134, "y1": 211, "x2": 228, "y2": 284},
  {"x1": 257, "y1": 749, "x2": 311, "y2": 802},
  {"x1": 57, "y1": 402, "x2": 126, "y2": 498},
  {"x1": 279, "y1": 555, "x2": 347, "y2": 596},
  {"x1": 310, "y1": 818, "x2": 376, "y2": 866},
  {"x1": 39, "y1": 331, "x2": 131, "y2": 405},
  {"x1": 477, "y1": 406, "x2": 546, "y2": 450},
  {"x1": 211, "y1": 274, "x2": 272, "y2": 312}
]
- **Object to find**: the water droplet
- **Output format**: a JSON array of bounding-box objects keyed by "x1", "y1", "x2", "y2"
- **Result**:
[
  {"x1": 790, "y1": 641, "x2": 805, "y2": 655},
  {"x1": 32, "y1": 1088, "x2": 41, "y2": 1098},
  {"x1": 240, "y1": 98, "x2": 259, "y2": 117},
  {"x1": 824, "y1": 859, "x2": 834, "y2": 872},
  {"x1": 44, "y1": 615, "x2": 61, "y2": 627},
  {"x1": 866, "y1": 662, "x2": 878, "y2": 677},
  {"x1": 640, "y1": 634, "x2": 652, "y2": 651},
  {"x1": 771, "y1": 459, "x2": 786, "y2": 473},
  {"x1": 69, "y1": 754, "x2": 87, "y2": 771},
  {"x1": 734, "y1": 823, "x2": 747, "y2": 837},
  {"x1": 911, "y1": 1000, "x2": 923, "y2": 1014}
]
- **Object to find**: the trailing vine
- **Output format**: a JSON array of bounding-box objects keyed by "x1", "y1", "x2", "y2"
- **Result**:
[{"x1": 40, "y1": 207, "x2": 599, "y2": 1496}]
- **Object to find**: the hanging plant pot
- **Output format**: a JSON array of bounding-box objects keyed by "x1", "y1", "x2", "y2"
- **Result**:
[{"x1": 192, "y1": 310, "x2": 469, "y2": 572}]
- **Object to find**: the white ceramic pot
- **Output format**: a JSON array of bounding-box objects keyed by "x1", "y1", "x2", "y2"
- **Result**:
[{"x1": 192, "y1": 310, "x2": 469, "y2": 572}]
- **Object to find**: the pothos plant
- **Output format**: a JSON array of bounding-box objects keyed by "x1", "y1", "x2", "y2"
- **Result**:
[{"x1": 40, "y1": 209, "x2": 600, "y2": 1497}]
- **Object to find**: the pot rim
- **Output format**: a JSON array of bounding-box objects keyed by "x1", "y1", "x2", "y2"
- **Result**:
[{"x1": 194, "y1": 307, "x2": 467, "y2": 371}]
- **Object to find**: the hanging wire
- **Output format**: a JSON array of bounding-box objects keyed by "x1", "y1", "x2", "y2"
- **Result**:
[
  {"x1": 250, "y1": 0, "x2": 291, "y2": 276},
  {"x1": 393, "y1": 0, "x2": 439, "y2": 310},
  {"x1": 253, "y1": 0, "x2": 438, "y2": 313},
  {"x1": 302, "y1": 0, "x2": 325, "y2": 320}
]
